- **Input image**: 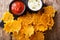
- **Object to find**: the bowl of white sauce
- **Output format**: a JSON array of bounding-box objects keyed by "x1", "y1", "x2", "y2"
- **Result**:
[{"x1": 28, "y1": 0, "x2": 43, "y2": 11}]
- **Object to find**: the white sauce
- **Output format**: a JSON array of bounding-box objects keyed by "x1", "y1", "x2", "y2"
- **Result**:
[{"x1": 28, "y1": 0, "x2": 43, "y2": 11}]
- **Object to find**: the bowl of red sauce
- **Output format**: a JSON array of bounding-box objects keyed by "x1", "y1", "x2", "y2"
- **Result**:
[{"x1": 9, "y1": 0, "x2": 26, "y2": 15}]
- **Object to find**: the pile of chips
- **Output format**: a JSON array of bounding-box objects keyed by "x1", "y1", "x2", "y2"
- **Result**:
[{"x1": 2, "y1": 6, "x2": 56, "y2": 40}]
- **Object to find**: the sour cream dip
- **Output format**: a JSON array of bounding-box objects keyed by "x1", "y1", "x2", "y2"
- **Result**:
[{"x1": 28, "y1": 0, "x2": 43, "y2": 11}]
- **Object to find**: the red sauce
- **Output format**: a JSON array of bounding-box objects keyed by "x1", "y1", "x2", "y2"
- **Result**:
[{"x1": 11, "y1": 1, "x2": 25, "y2": 15}]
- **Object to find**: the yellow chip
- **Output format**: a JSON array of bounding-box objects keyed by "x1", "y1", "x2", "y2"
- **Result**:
[
  {"x1": 20, "y1": 25, "x2": 34, "y2": 37},
  {"x1": 40, "y1": 14, "x2": 50, "y2": 26},
  {"x1": 32, "y1": 13, "x2": 41, "y2": 25},
  {"x1": 22, "y1": 13, "x2": 33, "y2": 25},
  {"x1": 4, "y1": 20, "x2": 21, "y2": 33},
  {"x1": 30, "y1": 32, "x2": 44, "y2": 40},
  {"x1": 12, "y1": 31, "x2": 30, "y2": 40},
  {"x1": 43, "y1": 6, "x2": 56, "y2": 17},
  {"x1": 2, "y1": 11, "x2": 14, "y2": 23},
  {"x1": 34, "y1": 24, "x2": 48, "y2": 32},
  {"x1": 47, "y1": 18, "x2": 54, "y2": 30}
]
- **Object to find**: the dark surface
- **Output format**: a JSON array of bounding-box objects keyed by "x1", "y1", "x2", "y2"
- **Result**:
[{"x1": 0, "y1": 21, "x2": 4, "y2": 28}]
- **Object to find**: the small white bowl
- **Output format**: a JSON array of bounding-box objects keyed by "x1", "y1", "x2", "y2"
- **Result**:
[{"x1": 28, "y1": 0, "x2": 43, "y2": 11}]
